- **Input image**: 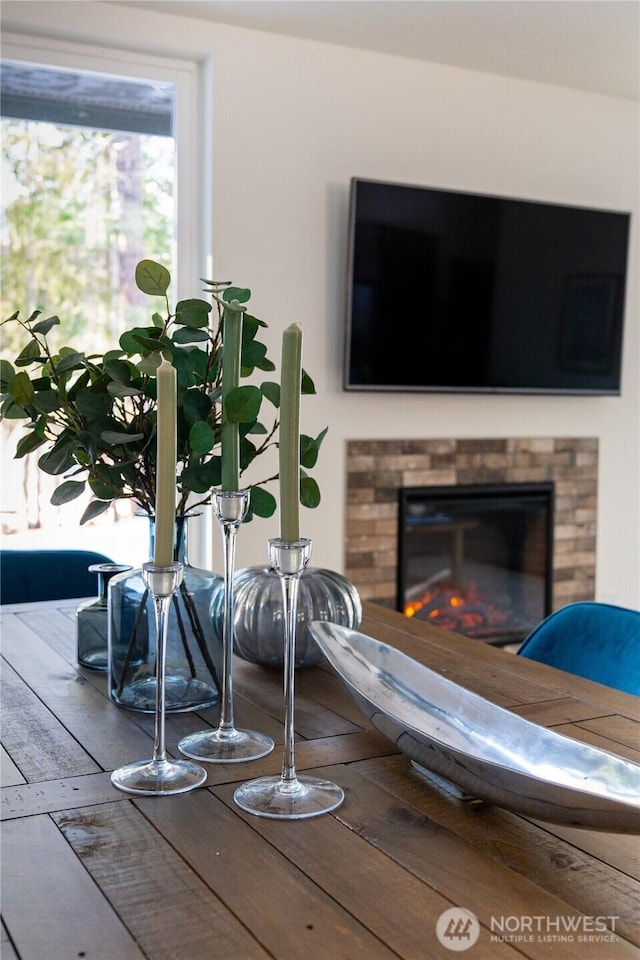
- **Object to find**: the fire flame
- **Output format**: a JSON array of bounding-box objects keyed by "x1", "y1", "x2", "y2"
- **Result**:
[{"x1": 404, "y1": 591, "x2": 467, "y2": 619}]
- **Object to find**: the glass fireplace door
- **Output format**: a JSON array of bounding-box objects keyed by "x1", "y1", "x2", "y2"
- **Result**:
[{"x1": 398, "y1": 483, "x2": 553, "y2": 645}]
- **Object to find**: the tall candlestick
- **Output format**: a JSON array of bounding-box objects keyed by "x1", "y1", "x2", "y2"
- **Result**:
[
  {"x1": 279, "y1": 323, "x2": 302, "y2": 542},
  {"x1": 154, "y1": 359, "x2": 177, "y2": 567},
  {"x1": 221, "y1": 300, "x2": 245, "y2": 492}
]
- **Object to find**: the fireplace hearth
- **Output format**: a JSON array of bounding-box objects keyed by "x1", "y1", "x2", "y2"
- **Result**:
[{"x1": 398, "y1": 483, "x2": 553, "y2": 645}]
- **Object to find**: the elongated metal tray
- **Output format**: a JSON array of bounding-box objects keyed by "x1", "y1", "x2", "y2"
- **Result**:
[{"x1": 308, "y1": 622, "x2": 640, "y2": 833}]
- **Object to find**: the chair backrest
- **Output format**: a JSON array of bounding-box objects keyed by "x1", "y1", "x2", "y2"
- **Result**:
[
  {"x1": 517, "y1": 601, "x2": 640, "y2": 696},
  {"x1": 0, "y1": 549, "x2": 113, "y2": 604}
]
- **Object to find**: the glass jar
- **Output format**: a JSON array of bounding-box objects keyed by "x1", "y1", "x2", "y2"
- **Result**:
[
  {"x1": 108, "y1": 515, "x2": 223, "y2": 712},
  {"x1": 76, "y1": 563, "x2": 132, "y2": 670}
]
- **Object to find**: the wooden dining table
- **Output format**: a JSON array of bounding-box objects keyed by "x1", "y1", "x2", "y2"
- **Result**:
[{"x1": 1, "y1": 596, "x2": 639, "y2": 960}]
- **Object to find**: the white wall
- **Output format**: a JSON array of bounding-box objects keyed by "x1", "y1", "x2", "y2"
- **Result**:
[{"x1": 3, "y1": 1, "x2": 639, "y2": 605}]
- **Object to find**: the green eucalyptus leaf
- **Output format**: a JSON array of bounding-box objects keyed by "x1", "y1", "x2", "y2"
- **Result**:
[
  {"x1": 241, "y1": 340, "x2": 267, "y2": 370},
  {"x1": 188, "y1": 421, "x2": 216, "y2": 455},
  {"x1": 101, "y1": 430, "x2": 145, "y2": 445},
  {"x1": 222, "y1": 286, "x2": 251, "y2": 304},
  {"x1": 135, "y1": 259, "x2": 170, "y2": 297},
  {"x1": 300, "y1": 475, "x2": 321, "y2": 509},
  {"x1": 182, "y1": 389, "x2": 212, "y2": 426},
  {"x1": 174, "y1": 298, "x2": 211, "y2": 328},
  {"x1": 74, "y1": 450, "x2": 91, "y2": 468},
  {"x1": 172, "y1": 349, "x2": 196, "y2": 388},
  {"x1": 132, "y1": 332, "x2": 169, "y2": 354},
  {"x1": 244, "y1": 312, "x2": 267, "y2": 329},
  {"x1": 55, "y1": 351, "x2": 86, "y2": 373},
  {"x1": 151, "y1": 312, "x2": 165, "y2": 328},
  {"x1": 0, "y1": 399, "x2": 28, "y2": 419},
  {"x1": 80, "y1": 499, "x2": 112, "y2": 524},
  {"x1": 241, "y1": 315, "x2": 259, "y2": 344},
  {"x1": 50, "y1": 479, "x2": 85, "y2": 506},
  {"x1": 0, "y1": 360, "x2": 15, "y2": 391},
  {"x1": 76, "y1": 430, "x2": 99, "y2": 461},
  {"x1": 190, "y1": 347, "x2": 219, "y2": 385},
  {"x1": 67, "y1": 370, "x2": 91, "y2": 399},
  {"x1": 88, "y1": 476, "x2": 117, "y2": 500},
  {"x1": 239, "y1": 436, "x2": 257, "y2": 469},
  {"x1": 260, "y1": 381, "x2": 280, "y2": 407},
  {"x1": 246, "y1": 421, "x2": 268, "y2": 435},
  {"x1": 75, "y1": 388, "x2": 111, "y2": 418},
  {"x1": 84, "y1": 416, "x2": 119, "y2": 442},
  {"x1": 172, "y1": 327, "x2": 210, "y2": 344},
  {"x1": 136, "y1": 353, "x2": 162, "y2": 376},
  {"x1": 103, "y1": 349, "x2": 125, "y2": 363},
  {"x1": 104, "y1": 359, "x2": 134, "y2": 384},
  {"x1": 10, "y1": 371, "x2": 35, "y2": 406},
  {"x1": 120, "y1": 326, "x2": 163, "y2": 355},
  {"x1": 300, "y1": 427, "x2": 328, "y2": 469},
  {"x1": 107, "y1": 383, "x2": 142, "y2": 398},
  {"x1": 15, "y1": 430, "x2": 46, "y2": 458},
  {"x1": 180, "y1": 457, "x2": 221, "y2": 493},
  {"x1": 15, "y1": 340, "x2": 42, "y2": 366},
  {"x1": 33, "y1": 390, "x2": 60, "y2": 413},
  {"x1": 39, "y1": 440, "x2": 77, "y2": 476},
  {"x1": 224, "y1": 384, "x2": 261, "y2": 424},
  {"x1": 31, "y1": 314, "x2": 60, "y2": 336},
  {"x1": 256, "y1": 357, "x2": 276, "y2": 373},
  {"x1": 248, "y1": 485, "x2": 276, "y2": 518},
  {"x1": 301, "y1": 369, "x2": 316, "y2": 394}
]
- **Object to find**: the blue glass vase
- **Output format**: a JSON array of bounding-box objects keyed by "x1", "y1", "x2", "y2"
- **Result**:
[
  {"x1": 108, "y1": 515, "x2": 223, "y2": 712},
  {"x1": 77, "y1": 562, "x2": 132, "y2": 670}
]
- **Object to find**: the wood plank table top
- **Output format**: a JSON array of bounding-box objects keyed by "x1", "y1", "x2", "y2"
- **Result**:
[{"x1": 1, "y1": 597, "x2": 639, "y2": 960}]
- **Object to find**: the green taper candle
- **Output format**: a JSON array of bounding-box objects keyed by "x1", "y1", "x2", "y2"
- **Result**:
[
  {"x1": 153, "y1": 359, "x2": 177, "y2": 567},
  {"x1": 279, "y1": 322, "x2": 302, "y2": 542},
  {"x1": 221, "y1": 300, "x2": 245, "y2": 492}
]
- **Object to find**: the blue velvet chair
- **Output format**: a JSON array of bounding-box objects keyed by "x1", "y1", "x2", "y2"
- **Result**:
[
  {"x1": 517, "y1": 601, "x2": 640, "y2": 697},
  {"x1": 0, "y1": 549, "x2": 113, "y2": 604}
]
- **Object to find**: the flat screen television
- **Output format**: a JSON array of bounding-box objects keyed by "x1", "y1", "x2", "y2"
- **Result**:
[{"x1": 344, "y1": 177, "x2": 631, "y2": 395}]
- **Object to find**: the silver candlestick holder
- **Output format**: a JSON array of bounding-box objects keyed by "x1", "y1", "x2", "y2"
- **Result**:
[
  {"x1": 179, "y1": 490, "x2": 274, "y2": 763},
  {"x1": 234, "y1": 537, "x2": 344, "y2": 818},
  {"x1": 111, "y1": 562, "x2": 207, "y2": 795}
]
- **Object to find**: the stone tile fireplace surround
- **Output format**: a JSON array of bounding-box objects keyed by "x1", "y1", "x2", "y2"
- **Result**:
[{"x1": 345, "y1": 438, "x2": 597, "y2": 615}]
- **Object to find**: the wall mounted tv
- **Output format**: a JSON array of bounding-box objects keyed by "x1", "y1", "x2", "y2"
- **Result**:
[{"x1": 345, "y1": 177, "x2": 630, "y2": 395}]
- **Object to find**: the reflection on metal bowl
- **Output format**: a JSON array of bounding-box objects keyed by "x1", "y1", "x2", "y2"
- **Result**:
[{"x1": 308, "y1": 622, "x2": 640, "y2": 833}]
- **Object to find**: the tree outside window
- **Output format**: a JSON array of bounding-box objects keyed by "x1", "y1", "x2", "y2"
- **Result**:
[{"x1": 1, "y1": 62, "x2": 176, "y2": 563}]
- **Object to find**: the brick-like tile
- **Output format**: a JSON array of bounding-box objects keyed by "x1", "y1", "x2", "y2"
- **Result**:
[{"x1": 345, "y1": 437, "x2": 597, "y2": 615}]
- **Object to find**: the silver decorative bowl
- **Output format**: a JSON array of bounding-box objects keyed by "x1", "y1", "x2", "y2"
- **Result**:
[{"x1": 308, "y1": 622, "x2": 640, "y2": 833}]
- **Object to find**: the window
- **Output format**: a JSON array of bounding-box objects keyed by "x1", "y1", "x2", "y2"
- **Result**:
[{"x1": 1, "y1": 35, "x2": 204, "y2": 568}]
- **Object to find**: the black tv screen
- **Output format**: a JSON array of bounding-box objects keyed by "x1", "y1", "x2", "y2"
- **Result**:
[{"x1": 345, "y1": 178, "x2": 630, "y2": 395}]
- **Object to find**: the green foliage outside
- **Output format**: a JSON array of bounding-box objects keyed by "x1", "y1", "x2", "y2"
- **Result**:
[{"x1": 1, "y1": 119, "x2": 174, "y2": 357}]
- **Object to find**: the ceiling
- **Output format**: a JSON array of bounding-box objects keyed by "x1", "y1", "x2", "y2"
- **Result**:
[{"x1": 113, "y1": 0, "x2": 640, "y2": 101}]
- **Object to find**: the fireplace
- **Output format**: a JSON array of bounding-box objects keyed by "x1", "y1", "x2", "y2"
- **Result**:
[
  {"x1": 345, "y1": 437, "x2": 598, "y2": 630},
  {"x1": 397, "y1": 483, "x2": 553, "y2": 645}
]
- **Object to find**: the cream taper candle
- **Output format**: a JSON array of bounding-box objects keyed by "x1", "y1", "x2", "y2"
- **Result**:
[
  {"x1": 279, "y1": 323, "x2": 302, "y2": 542},
  {"x1": 154, "y1": 359, "x2": 177, "y2": 567},
  {"x1": 221, "y1": 300, "x2": 244, "y2": 492}
]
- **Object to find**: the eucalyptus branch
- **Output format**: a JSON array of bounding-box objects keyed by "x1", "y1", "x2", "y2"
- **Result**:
[{"x1": 1, "y1": 258, "x2": 326, "y2": 525}]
